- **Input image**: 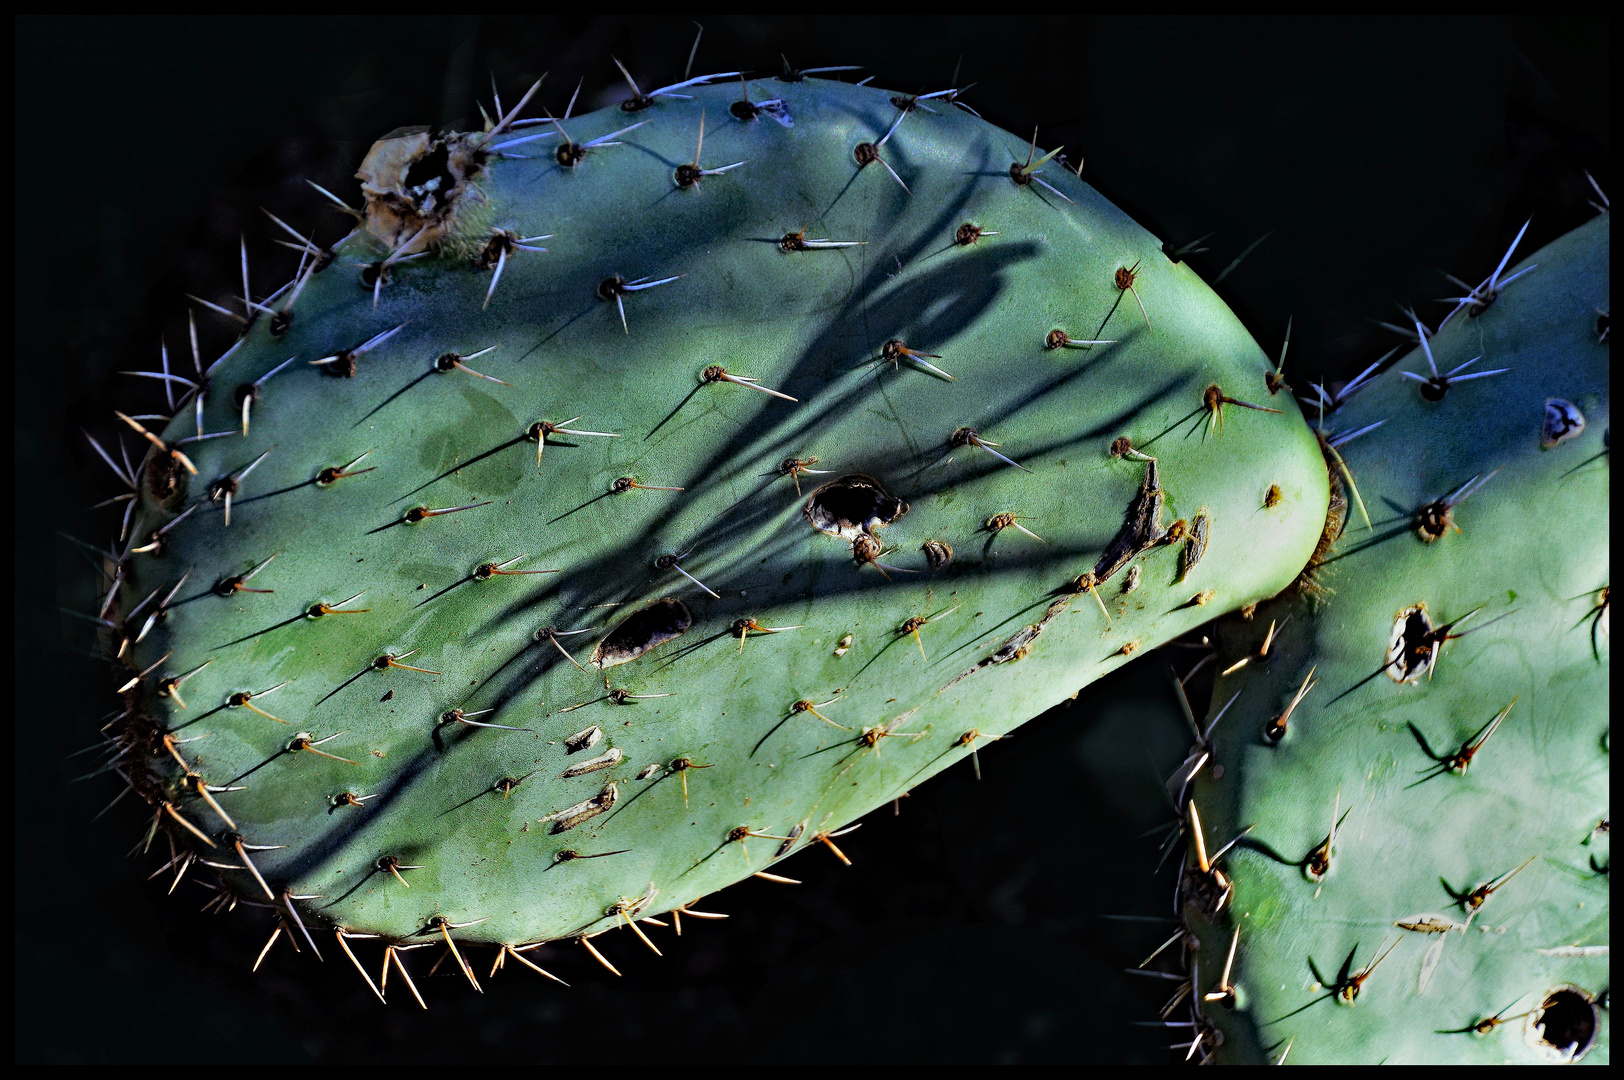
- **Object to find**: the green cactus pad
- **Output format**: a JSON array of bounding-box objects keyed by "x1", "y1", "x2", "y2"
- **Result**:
[
  {"x1": 1185, "y1": 216, "x2": 1610, "y2": 1064},
  {"x1": 110, "y1": 76, "x2": 1327, "y2": 956}
]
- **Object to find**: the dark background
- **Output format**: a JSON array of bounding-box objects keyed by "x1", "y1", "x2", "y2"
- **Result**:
[{"x1": 15, "y1": 16, "x2": 1607, "y2": 1064}]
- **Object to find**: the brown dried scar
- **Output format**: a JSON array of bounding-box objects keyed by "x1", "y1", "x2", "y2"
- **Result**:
[{"x1": 561, "y1": 747, "x2": 622, "y2": 778}]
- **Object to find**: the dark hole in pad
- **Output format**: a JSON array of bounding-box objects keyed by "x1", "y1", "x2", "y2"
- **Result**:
[{"x1": 592, "y1": 598, "x2": 693, "y2": 670}]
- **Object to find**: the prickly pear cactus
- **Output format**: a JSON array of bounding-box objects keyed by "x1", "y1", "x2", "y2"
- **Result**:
[
  {"x1": 1182, "y1": 216, "x2": 1609, "y2": 1063},
  {"x1": 100, "y1": 73, "x2": 1330, "y2": 984}
]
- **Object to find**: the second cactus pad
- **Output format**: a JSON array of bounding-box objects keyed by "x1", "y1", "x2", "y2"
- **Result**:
[
  {"x1": 116, "y1": 76, "x2": 1327, "y2": 950},
  {"x1": 1186, "y1": 216, "x2": 1610, "y2": 1064}
]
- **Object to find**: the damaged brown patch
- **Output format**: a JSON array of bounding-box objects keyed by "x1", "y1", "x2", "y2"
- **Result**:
[
  {"x1": 941, "y1": 598, "x2": 1071, "y2": 691},
  {"x1": 1385, "y1": 604, "x2": 1433, "y2": 683},
  {"x1": 921, "y1": 539, "x2": 954, "y2": 570},
  {"x1": 145, "y1": 452, "x2": 185, "y2": 504},
  {"x1": 1092, "y1": 457, "x2": 1166, "y2": 584},
  {"x1": 1526, "y1": 986, "x2": 1599, "y2": 1063},
  {"x1": 1177, "y1": 509, "x2": 1210, "y2": 582},
  {"x1": 356, "y1": 128, "x2": 489, "y2": 256},
  {"x1": 591, "y1": 598, "x2": 693, "y2": 670},
  {"x1": 1181, "y1": 861, "x2": 1232, "y2": 919},
  {"x1": 804, "y1": 474, "x2": 908, "y2": 540},
  {"x1": 1292, "y1": 430, "x2": 1350, "y2": 601}
]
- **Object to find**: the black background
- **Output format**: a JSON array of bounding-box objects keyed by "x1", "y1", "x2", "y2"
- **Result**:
[{"x1": 14, "y1": 16, "x2": 1607, "y2": 1064}]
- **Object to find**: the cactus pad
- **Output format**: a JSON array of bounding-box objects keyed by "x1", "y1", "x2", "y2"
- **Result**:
[
  {"x1": 1184, "y1": 216, "x2": 1610, "y2": 1064},
  {"x1": 105, "y1": 77, "x2": 1329, "y2": 967}
]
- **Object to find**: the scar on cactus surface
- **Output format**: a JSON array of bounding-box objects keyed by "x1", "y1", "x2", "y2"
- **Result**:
[{"x1": 92, "y1": 68, "x2": 1332, "y2": 984}]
